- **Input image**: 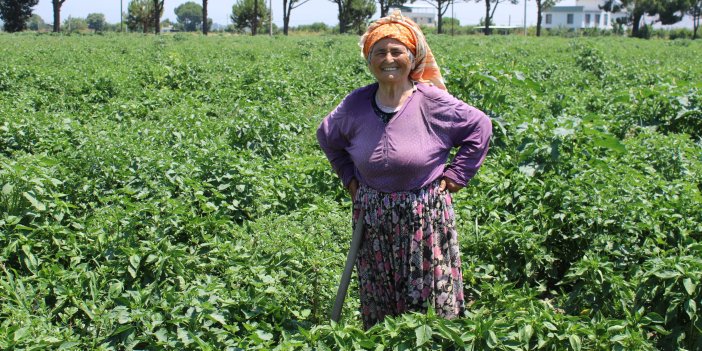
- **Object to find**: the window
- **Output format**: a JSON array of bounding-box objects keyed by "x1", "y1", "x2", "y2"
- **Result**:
[
  {"x1": 545, "y1": 14, "x2": 552, "y2": 24},
  {"x1": 585, "y1": 14, "x2": 591, "y2": 25},
  {"x1": 567, "y1": 14, "x2": 574, "y2": 24},
  {"x1": 604, "y1": 14, "x2": 609, "y2": 25},
  {"x1": 595, "y1": 14, "x2": 601, "y2": 26},
  {"x1": 427, "y1": 18, "x2": 432, "y2": 24}
]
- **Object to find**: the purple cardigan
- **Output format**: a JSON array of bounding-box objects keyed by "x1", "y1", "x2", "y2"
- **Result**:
[{"x1": 317, "y1": 82, "x2": 492, "y2": 193}]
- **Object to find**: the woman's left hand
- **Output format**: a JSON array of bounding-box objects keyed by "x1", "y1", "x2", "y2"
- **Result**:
[{"x1": 439, "y1": 177, "x2": 462, "y2": 193}]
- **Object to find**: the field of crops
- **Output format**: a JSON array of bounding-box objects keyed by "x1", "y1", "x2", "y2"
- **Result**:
[{"x1": 0, "y1": 33, "x2": 701, "y2": 350}]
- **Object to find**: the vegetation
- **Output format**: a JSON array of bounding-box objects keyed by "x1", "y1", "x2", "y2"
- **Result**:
[
  {"x1": 230, "y1": 0, "x2": 270, "y2": 35},
  {"x1": 0, "y1": 34, "x2": 701, "y2": 350},
  {"x1": 51, "y1": 0, "x2": 66, "y2": 33},
  {"x1": 86, "y1": 13, "x2": 106, "y2": 33},
  {"x1": 0, "y1": 0, "x2": 37, "y2": 32},
  {"x1": 174, "y1": 1, "x2": 203, "y2": 32}
]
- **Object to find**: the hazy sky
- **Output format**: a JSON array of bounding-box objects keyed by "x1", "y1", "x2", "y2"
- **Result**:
[
  {"x1": 32, "y1": 0, "x2": 691, "y2": 29},
  {"x1": 31, "y1": 0, "x2": 565, "y2": 28}
]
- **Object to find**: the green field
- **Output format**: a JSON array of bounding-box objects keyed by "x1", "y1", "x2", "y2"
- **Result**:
[{"x1": 1, "y1": 33, "x2": 701, "y2": 350}]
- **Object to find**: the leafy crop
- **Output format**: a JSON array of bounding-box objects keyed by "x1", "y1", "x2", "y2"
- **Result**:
[{"x1": 0, "y1": 33, "x2": 700, "y2": 350}]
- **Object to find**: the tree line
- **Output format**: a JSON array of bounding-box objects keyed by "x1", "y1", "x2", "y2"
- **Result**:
[{"x1": 0, "y1": 0, "x2": 699, "y2": 38}]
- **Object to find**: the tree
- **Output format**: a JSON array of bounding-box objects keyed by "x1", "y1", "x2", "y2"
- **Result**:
[
  {"x1": 27, "y1": 13, "x2": 45, "y2": 30},
  {"x1": 62, "y1": 15, "x2": 87, "y2": 33},
  {"x1": 347, "y1": 0, "x2": 376, "y2": 34},
  {"x1": 422, "y1": 0, "x2": 453, "y2": 33},
  {"x1": 175, "y1": 1, "x2": 202, "y2": 31},
  {"x1": 476, "y1": 0, "x2": 517, "y2": 35},
  {"x1": 86, "y1": 13, "x2": 105, "y2": 32},
  {"x1": 535, "y1": 0, "x2": 559, "y2": 36},
  {"x1": 231, "y1": 0, "x2": 270, "y2": 35},
  {"x1": 0, "y1": 0, "x2": 39, "y2": 32},
  {"x1": 282, "y1": 0, "x2": 311, "y2": 35},
  {"x1": 128, "y1": 0, "x2": 156, "y2": 32},
  {"x1": 602, "y1": 0, "x2": 691, "y2": 37},
  {"x1": 689, "y1": 0, "x2": 701, "y2": 39},
  {"x1": 51, "y1": 0, "x2": 65, "y2": 32},
  {"x1": 377, "y1": 0, "x2": 403, "y2": 18},
  {"x1": 331, "y1": 0, "x2": 375, "y2": 34},
  {"x1": 202, "y1": 0, "x2": 208, "y2": 34},
  {"x1": 152, "y1": 0, "x2": 165, "y2": 34}
]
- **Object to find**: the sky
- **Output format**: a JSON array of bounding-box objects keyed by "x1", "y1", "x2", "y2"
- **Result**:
[{"x1": 32, "y1": 0, "x2": 692, "y2": 29}]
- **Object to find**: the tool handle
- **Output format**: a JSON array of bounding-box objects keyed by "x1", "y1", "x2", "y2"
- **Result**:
[{"x1": 330, "y1": 208, "x2": 365, "y2": 322}]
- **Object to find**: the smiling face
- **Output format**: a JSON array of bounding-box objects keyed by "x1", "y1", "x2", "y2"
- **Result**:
[{"x1": 368, "y1": 38, "x2": 413, "y2": 86}]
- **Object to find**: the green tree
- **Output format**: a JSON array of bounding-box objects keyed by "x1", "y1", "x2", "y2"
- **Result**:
[
  {"x1": 476, "y1": 0, "x2": 518, "y2": 35},
  {"x1": 422, "y1": 0, "x2": 454, "y2": 34},
  {"x1": 27, "y1": 13, "x2": 45, "y2": 30},
  {"x1": 0, "y1": 0, "x2": 39, "y2": 32},
  {"x1": 86, "y1": 13, "x2": 105, "y2": 32},
  {"x1": 282, "y1": 0, "x2": 311, "y2": 35},
  {"x1": 202, "y1": 0, "x2": 208, "y2": 34},
  {"x1": 331, "y1": 0, "x2": 375, "y2": 34},
  {"x1": 347, "y1": 0, "x2": 375, "y2": 34},
  {"x1": 62, "y1": 15, "x2": 87, "y2": 33},
  {"x1": 602, "y1": 0, "x2": 691, "y2": 37},
  {"x1": 51, "y1": 0, "x2": 66, "y2": 32},
  {"x1": 127, "y1": 0, "x2": 153, "y2": 32},
  {"x1": 536, "y1": 0, "x2": 559, "y2": 36},
  {"x1": 231, "y1": 0, "x2": 269, "y2": 35},
  {"x1": 175, "y1": 1, "x2": 202, "y2": 31},
  {"x1": 689, "y1": 0, "x2": 700, "y2": 39},
  {"x1": 376, "y1": 0, "x2": 404, "y2": 17},
  {"x1": 152, "y1": 0, "x2": 164, "y2": 34}
]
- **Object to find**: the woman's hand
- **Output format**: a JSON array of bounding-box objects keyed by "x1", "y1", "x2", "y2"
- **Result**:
[
  {"x1": 348, "y1": 178, "x2": 359, "y2": 202},
  {"x1": 439, "y1": 177, "x2": 462, "y2": 193}
]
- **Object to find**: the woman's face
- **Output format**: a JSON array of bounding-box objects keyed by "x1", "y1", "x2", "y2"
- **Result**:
[{"x1": 368, "y1": 38, "x2": 413, "y2": 85}]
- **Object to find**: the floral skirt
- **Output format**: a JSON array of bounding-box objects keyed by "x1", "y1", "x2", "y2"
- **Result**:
[{"x1": 353, "y1": 180, "x2": 465, "y2": 329}]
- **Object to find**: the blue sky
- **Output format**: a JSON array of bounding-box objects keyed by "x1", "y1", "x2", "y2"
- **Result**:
[{"x1": 32, "y1": 0, "x2": 691, "y2": 29}]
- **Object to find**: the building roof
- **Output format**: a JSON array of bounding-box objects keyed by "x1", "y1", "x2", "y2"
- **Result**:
[{"x1": 544, "y1": 6, "x2": 585, "y2": 12}]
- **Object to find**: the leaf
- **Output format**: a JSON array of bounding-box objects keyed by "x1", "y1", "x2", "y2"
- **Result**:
[
  {"x1": 177, "y1": 327, "x2": 192, "y2": 345},
  {"x1": 23, "y1": 192, "x2": 46, "y2": 211},
  {"x1": 518, "y1": 164, "x2": 537, "y2": 177},
  {"x1": 415, "y1": 325, "x2": 432, "y2": 347},
  {"x1": 543, "y1": 321, "x2": 558, "y2": 331},
  {"x1": 569, "y1": 335, "x2": 582, "y2": 351},
  {"x1": 683, "y1": 278, "x2": 696, "y2": 296},
  {"x1": 256, "y1": 330, "x2": 273, "y2": 342},
  {"x1": 154, "y1": 328, "x2": 168, "y2": 343},
  {"x1": 684, "y1": 299, "x2": 696, "y2": 320},
  {"x1": 58, "y1": 342, "x2": 80, "y2": 350},
  {"x1": 13, "y1": 327, "x2": 29, "y2": 342},
  {"x1": 208, "y1": 313, "x2": 226, "y2": 325},
  {"x1": 653, "y1": 270, "x2": 679, "y2": 279},
  {"x1": 2, "y1": 183, "x2": 13, "y2": 194},
  {"x1": 486, "y1": 330, "x2": 498, "y2": 348}
]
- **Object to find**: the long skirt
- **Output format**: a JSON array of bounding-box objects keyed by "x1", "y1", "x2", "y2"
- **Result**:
[{"x1": 353, "y1": 180, "x2": 465, "y2": 329}]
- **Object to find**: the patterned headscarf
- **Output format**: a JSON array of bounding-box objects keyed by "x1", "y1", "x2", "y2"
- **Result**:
[{"x1": 360, "y1": 10, "x2": 446, "y2": 91}]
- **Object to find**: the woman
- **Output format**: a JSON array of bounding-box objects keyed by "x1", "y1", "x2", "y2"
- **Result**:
[{"x1": 317, "y1": 11, "x2": 492, "y2": 329}]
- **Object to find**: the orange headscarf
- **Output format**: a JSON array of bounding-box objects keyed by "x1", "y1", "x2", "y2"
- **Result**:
[{"x1": 360, "y1": 10, "x2": 446, "y2": 91}]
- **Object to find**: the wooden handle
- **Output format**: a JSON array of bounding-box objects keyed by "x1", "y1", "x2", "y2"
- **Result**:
[{"x1": 330, "y1": 208, "x2": 365, "y2": 322}]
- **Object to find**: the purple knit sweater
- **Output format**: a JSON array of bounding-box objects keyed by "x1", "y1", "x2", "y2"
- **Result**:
[{"x1": 317, "y1": 82, "x2": 492, "y2": 193}]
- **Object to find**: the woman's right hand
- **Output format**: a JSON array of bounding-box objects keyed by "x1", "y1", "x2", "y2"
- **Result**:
[{"x1": 348, "y1": 178, "x2": 359, "y2": 202}]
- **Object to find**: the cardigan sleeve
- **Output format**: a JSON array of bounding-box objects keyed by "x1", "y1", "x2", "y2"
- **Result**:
[
  {"x1": 442, "y1": 104, "x2": 492, "y2": 187},
  {"x1": 316, "y1": 105, "x2": 356, "y2": 188}
]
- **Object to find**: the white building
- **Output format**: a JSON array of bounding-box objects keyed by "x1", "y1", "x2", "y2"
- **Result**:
[
  {"x1": 390, "y1": 4, "x2": 437, "y2": 27},
  {"x1": 542, "y1": 0, "x2": 628, "y2": 30}
]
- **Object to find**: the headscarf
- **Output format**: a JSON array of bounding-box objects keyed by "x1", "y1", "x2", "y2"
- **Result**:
[{"x1": 359, "y1": 10, "x2": 446, "y2": 91}]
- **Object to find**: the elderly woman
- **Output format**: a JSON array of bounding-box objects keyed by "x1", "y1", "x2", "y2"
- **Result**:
[{"x1": 316, "y1": 12, "x2": 492, "y2": 329}]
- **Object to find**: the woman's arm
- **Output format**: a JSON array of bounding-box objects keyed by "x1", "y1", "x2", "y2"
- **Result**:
[
  {"x1": 316, "y1": 112, "x2": 356, "y2": 189},
  {"x1": 442, "y1": 105, "x2": 493, "y2": 188}
]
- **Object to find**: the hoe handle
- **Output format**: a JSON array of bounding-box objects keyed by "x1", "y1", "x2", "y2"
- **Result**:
[{"x1": 331, "y1": 208, "x2": 365, "y2": 322}]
